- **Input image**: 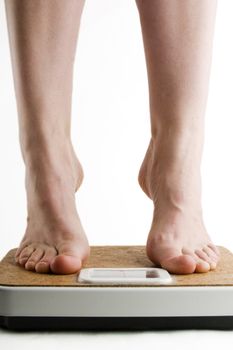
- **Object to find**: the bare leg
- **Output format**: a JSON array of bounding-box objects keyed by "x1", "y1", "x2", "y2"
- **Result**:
[
  {"x1": 5, "y1": 0, "x2": 90, "y2": 274},
  {"x1": 136, "y1": 0, "x2": 220, "y2": 274}
]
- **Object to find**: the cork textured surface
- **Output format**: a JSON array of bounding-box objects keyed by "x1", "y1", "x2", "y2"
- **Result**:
[{"x1": 0, "y1": 245, "x2": 233, "y2": 287}]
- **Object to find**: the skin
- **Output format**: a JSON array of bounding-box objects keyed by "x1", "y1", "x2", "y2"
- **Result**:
[
  {"x1": 4, "y1": 0, "x2": 220, "y2": 275},
  {"x1": 4, "y1": 0, "x2": 89, "y2": 274},
  {"x1": 136, "y1": 0, "x2": 220, "y2": 273}
]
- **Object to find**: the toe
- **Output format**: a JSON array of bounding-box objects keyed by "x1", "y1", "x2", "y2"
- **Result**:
[
  {"x1": 207, "y1": 243, "x2": 221, "y2": 257},
  {"x1": 50, "y1": 241, "x2": 89, "y2": 274},
  {"x1": 50, "y1": 254, "x2": 82, "y2": 274},
  {"x1": 15, "y1": 242, "x2": 30, "y2": 260},
  {"x1": 35, "y1": 248, "x2": 57, "y2": 274},
  {"x1": 18, "y1": 246, "x2": 35, "y2": 266},
  {"x1": 202, "y1": 246, "x2": 219, "y2": 263},
  {"x1": 25, "y1": 248, "x2": 44, "y2": 271},
  {"x1": 194, "y1": 259, "x2": 211, "y2": 273},
  {"x1": 182, "y1": 247, "x2": 211, "y2": 273},
  {"x1": 195, "y1": 249, "x2": 215, "y2": 270},
  {"x1": 35, "y1": 261, "x2": 50, "y2": 274},
  {"x1": 160, "y1": 254, "x2": 196, "y2": 274}
]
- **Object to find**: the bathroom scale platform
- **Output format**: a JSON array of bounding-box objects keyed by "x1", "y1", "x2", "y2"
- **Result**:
[{"x1": 1, "y1": 245, "x2": 233, "y2": 331}]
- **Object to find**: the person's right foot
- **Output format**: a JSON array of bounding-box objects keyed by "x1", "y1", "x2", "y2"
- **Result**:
[{"x1": 15, "y1": 141, "x2": 90, "y2": 274}]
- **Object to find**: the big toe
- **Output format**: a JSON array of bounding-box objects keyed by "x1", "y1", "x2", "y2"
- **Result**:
[
  {"x1": 50, "y1": 254, "x2": 82, "y2": 274},
  {"x1": 160, "y1": 254, "x2": 209, "y2": 274}
]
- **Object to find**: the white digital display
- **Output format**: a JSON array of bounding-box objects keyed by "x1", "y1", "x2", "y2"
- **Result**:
[
  {"x1": 89, "y1": 269, "x2": 160, "y2": 278},
  {"x1": 77, "y1": 267, "x2": 173, "y2": 284}
]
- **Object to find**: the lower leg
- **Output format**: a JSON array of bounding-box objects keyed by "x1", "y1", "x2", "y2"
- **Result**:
[
  {"x1": 5, "y1": 0, "x2": 90, "y2": 274},
  {"x1": 136, "y1": 0, "x2": 220, "y2": 273}
]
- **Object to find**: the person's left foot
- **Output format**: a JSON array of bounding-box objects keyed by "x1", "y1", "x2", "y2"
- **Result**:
[{"x1": 138, "y1": 135, "x2": 220, "y2": 274}]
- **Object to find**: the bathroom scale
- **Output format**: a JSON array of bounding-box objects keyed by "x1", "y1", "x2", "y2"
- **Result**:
[{"x1": 1, "y1": 245, "x2": 233, "y2": 331}]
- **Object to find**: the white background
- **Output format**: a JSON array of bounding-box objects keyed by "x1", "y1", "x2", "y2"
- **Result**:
[{"x1": 1, "y1": 0, "x2": 233, "y2": 346}]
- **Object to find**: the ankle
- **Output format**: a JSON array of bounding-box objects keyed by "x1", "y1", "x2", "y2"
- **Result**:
[
  {"x1": 152, "y1": 112, "x2": 204, "y2": 137},
  {"x1": 153, "y1": 121, "x2": 203, "y2": 170},
  {"x1": 23, "y1": 138, "x2": 83, "y2": 193},
  {"x1": 20, "y1": 129, "x2": 70, "y2": 161},
  {"x1": 143, "y1": 131, "x2": 203, "y2": 209}
]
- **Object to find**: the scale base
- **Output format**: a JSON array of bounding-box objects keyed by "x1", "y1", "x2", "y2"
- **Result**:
[{"x1": 1, "y1": 245, "x2": 233, "y2": 331}]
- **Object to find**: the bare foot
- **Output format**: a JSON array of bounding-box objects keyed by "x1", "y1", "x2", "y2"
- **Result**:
[
  {"x1": 15, "y1": 141, "x2": 90, "y2": 274},
  {"x1": 138, "y1": 134, "x2": 220, "y2": 274}
]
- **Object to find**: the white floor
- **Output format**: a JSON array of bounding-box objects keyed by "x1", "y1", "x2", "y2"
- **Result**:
[{"x1": 1, "y1": 329, "x2": 233, "y2": 349}]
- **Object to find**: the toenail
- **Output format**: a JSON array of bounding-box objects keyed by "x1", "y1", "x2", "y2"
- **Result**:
[
  {"x1": 203, "y1": 261, "x2": 210, "y2": 268},
  {"x1": 38, "y1": 261, "x2": 48, "y2": 265}
]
